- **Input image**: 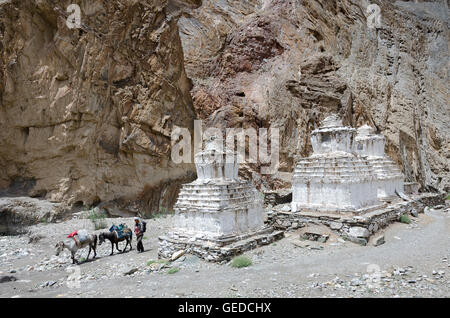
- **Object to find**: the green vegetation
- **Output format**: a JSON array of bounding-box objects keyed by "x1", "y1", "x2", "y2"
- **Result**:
[
  {"x1": 147, "y1": 259, "x2": 170, "y2": 266},
  {"x1": 445, "y1": 194, "x2": 450, "y2": 201},
  {"x1": 168, "y1": 267, "x2": 180, "y2": 274},
  {"x1": 231, "y1": 255, "x2": 252, "y2": 268},
  {"x1": 40, "y1": 216, "x2": 49, "y2": 224},
  {"x1": 88, "y1": 208, "x2": 108, "y2": 230},
  {"x1": 150, "y1": 205, "x2": 173, "y2": 219},
  {"x1": 400, "y1": 215, "x2": 412, "y2": 224}
]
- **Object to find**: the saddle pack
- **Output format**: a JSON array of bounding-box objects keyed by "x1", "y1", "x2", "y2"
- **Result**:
[
  {"x1": 109, "y1": 224, "x2": 131, "y2": 239},
  {"x1": 67, "y1": 229, "x2": 88, "y2": 247}
]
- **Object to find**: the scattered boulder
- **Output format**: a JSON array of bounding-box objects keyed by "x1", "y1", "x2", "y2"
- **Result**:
[
  {"x1": 40, "y1": 280, "x2": 57, "y2": 288},
  {"x1": 292, "y1": 241, "x2": 310, "y2": 248},
  {"x1": 171, "y1": 250, "x2": 186, "y2": 262},
  {"x1": 28, "y1": 234, "x2": 45, "y2": 244},
  {"x1": 349, "y1": 227, "x2": 370, "y2": 238},
  {"x1": 301, "y1": 232, "x2": 329, "y2": 243},
  {"x1": 346, "y1": 236, "x2": 368, "y2": 246},
  {"x1": 123, "y1": 268, "x2": 139, "y2": 276},
  {"x1": 330, "y1": 222, "x2": 343, "y2": 230},
  {"x1": 148, "y1": 261, "x2": 170, "y2": 272},
  {"x1": 0, "y1": 275, "x2": 17, "y2": 283},
  {"x1": 291, "y1": 222, "x2": 300, "y2": 229},
  {"x1": 372, "y1": 235, "x2": 385, "y2": 247},
  {"x1": 300, "y1": 226, "x2": 331, "y2": 243}
]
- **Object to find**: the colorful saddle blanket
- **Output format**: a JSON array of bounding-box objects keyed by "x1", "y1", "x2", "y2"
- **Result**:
[{"x1": 109, "y1": 224, "x2": 130, "y2": 239}]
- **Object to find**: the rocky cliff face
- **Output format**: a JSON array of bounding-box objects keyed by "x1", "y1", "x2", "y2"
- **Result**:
[
  {"x1": 0, "y1": 0, "x2": 448, "y2": 219},
  {"x1": 0, "y1": 0, "x2": 201, "y2": 216},
  {"x1": 179, "y1": 0, "x2": 449, "y2": 192}
]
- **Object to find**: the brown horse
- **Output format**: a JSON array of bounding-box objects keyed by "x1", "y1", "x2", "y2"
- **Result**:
[{"x1": 99, "y1": 228, "x2": 132, "y2": 255}]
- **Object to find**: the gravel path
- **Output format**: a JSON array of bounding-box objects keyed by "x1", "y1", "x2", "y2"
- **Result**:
[{"x1": 0, "y1": 207, "x2": 449, "y2": 298}]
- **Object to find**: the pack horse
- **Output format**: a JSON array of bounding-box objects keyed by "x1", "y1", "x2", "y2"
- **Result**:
[
  {"x1": 98, "y1": 224, "x2": 133, "y2": 255},
  {"x1": 55, "y1": 229, "x2": 98, "y2": 264}
]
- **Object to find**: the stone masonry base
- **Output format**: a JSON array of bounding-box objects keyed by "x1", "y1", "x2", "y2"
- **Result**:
[
  {"x1": 270, "y1": 193, "x2": 445, "y2": 245},
  {"x1": 158, "y1": 226, "x2": 284, "y2": 262}
]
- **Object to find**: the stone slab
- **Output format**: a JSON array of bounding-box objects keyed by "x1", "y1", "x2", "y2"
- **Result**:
[{"x1": 158, "y1": 227, "x2": 284, "y2": 262}]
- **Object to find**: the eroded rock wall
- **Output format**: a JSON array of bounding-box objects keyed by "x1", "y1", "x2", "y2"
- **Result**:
[
  {"x1": 0, "y1": 0, "x2": 200, "y2": 216},
  {"x1": 179, "y1": 0, "x2": 449, "y2": 192}
]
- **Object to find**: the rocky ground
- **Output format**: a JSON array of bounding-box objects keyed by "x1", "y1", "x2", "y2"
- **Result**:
[{"x1": 0, "y1": 205, "x2": 449, "y2": 298}]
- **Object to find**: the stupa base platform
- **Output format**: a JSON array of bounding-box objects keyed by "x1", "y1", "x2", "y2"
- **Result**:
[
  {"x1": 291, "y1": 202, "x2": 386, "y2": 215},
  {"x1": 271, "y1": 192, "x2": 445, "y2": 245},
  {"x1": 158, "y1": 226, "x2": 284, "y2": 262}
]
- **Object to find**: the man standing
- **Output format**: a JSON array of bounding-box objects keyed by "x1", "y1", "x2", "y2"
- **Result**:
[{"x1": 134, "y1": 217, "x2": 145, "y2": 253}]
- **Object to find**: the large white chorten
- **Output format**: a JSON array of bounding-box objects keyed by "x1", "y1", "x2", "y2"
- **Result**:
[
  {"x1": 158, "y1": 136, "x2": 283, "y2": 262},
  {"x1": 291, "y1": 115, "x2": 380, "y2": 213},
  {"x1": 353, "y1": 124, "x2": 404, "y2": 200}
]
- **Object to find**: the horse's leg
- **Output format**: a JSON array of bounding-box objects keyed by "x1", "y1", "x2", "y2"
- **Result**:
[
  {"x1": 87, "y1": 245, "x2": 91, "y2": 260},
  {"x1": 93, "y1": 236, "x2": 97, "y2": 258},
  {"x1": 116, "y1": 241, "x2": 122, "y2": 253},
  {"x1": 129, "y1": 235, "x2": 132, "y2": 251},
  {"x1": 72, "y1": 251, "x2": 78, "y2": 264},
  {"x1": 110, "y1": 241, "x2": 114, "y2": 256},
  {"x1": 122, "y1": 238, "x2": 127, "y2": 251}
]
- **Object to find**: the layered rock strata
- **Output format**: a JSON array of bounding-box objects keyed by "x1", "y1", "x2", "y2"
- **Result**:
[
  {"x1": 0, "y1": 0, "x2": 200, "y2": 215},
  {"x1": 179, "y1": 0, "x2": 449, "y2": 193}
]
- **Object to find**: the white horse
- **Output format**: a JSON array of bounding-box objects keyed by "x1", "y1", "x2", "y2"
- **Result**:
[{"x1": 55, "y1": 231, "x2": 97, "y2": 264}]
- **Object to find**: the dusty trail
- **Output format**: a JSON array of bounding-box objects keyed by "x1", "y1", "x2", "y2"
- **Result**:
[{"x1": 0, "y1": 209, "x2": 449, "y2": 298}]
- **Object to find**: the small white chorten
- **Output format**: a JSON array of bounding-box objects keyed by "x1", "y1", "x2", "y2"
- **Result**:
[
  {"x1": 292, "y1": 115, "x2": 380, "y2": 213},
  {"x1": 353, "y1": 124, "x2": 405, "y2": 200},
  {"x1": 172, "y1": 136, "x2": 264, "y2": 237}
]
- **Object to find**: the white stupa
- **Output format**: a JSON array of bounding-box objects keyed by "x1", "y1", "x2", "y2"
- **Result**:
[
  {"x1": 158, "y1": 135, "x2": 284, "y2": 262},
  {"x1": 292, "y1": 115, "x2": 380, "y2": 214},
  {"x1": 353, "y1": 124, "x2": 404, "y2": 200},
  {"x1": 172, "y1": 136, "x2": 264, "y2": 235}
]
